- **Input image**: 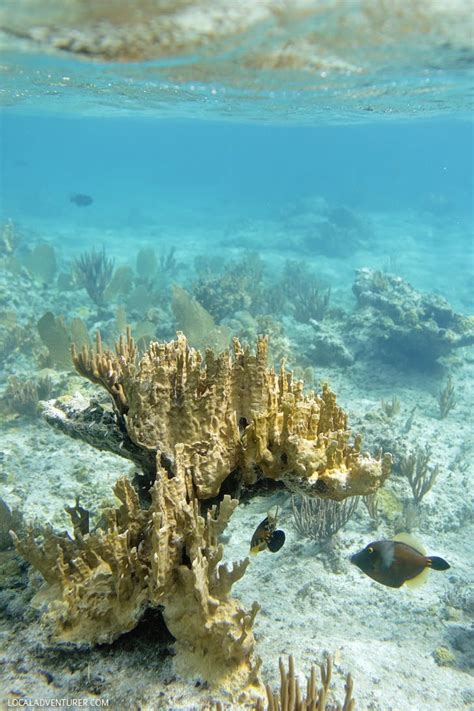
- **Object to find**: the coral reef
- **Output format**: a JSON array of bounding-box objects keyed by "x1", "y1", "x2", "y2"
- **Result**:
[
  {"x1": 12, "y1": 467, "x2": 262, "y2": 702},
  {"x1": 351, "y1": 268, "x2": 474, "y2": 366},
  {"x1": 193, "y1": 252, "x2": 265, "y2": 322},
  {"x1": 131, "y1": 246, "x2": 178, "y2": 309},
  {"x1": 0, "y1": 498, "x2": 23, "y2": 551},
  {"x1": 65, "y1": 331, "x2": 391, "y2": 501},
  {"x1": 104, "y1": 265, "x2": 135, "y2": 301},
  {"x1": 15, "y1": 333, "x2": 390, "y2": 699},
  {"x1": 307, "y1": 321, "x2": 354, "y2": 368},
  {"x1": 0, "y1": 311, "x2": 38, "y2": 362},
  {"x1": 270, "y1": 260, "x2": 331, "y2": 324},
  {"x1": 0, "y1": 219, "x2": 22, "y2": 256}
]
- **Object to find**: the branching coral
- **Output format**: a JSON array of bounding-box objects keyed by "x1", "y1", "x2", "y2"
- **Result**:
[
  {"x1": 72, "y1": 330, "x2": 136, "y2": 416},
  {"x1": 273, "y1": 260, "x2": 331, "y2": 323},
  {"x1": 12, "y1": 457, "x2": 262, "y2": 701},
  {"x1": 291, "y1": 495, "x2": 359, "y2": 543},
  {"x1": 73, "y1": 247, "x2": 115, "y2": 306},
  {"x1": 255, "y1": 655, "x2": 355, "y2": 711},
  {"x1": 380, "y1": 395, "x2": 401, "y2": 418},
  {"x1": 437, "y1": 376, "x2": 456, "y2": 419},
  {"x1": 67, "y1": 330, "x2": 390, "y2": 501},
  {"x1": 399, "y1": 445, "x2": 439, "y2": 504}
]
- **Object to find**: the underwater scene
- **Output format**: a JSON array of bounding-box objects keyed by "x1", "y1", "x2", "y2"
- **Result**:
[{"x1": 0, "y1": 2, "x2": 473, "y2": 710}]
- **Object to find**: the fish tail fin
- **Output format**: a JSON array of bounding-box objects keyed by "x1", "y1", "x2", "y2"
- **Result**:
[{"x1": 426, "y1": 556, "x2": 450, "y2": 571}]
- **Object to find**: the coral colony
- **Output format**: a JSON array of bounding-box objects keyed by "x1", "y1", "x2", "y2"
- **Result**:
[{"x1": 12, "y1": 331, "x2": 390, "y2": 704}]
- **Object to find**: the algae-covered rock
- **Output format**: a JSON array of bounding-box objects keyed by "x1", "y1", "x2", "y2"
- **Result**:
[
  {"x1": 433, "y1": 646, "x2": 456, "y2": 667},
  {"x1": 351, "y1": 268, "x2": 474, "y2": 366},
  {"x1": 308, "y1": 320, "x2": 354, "y2": 367}
]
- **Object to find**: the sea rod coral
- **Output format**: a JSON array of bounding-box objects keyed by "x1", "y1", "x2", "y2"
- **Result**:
[{"x1": 12, "y1": 332, "x2": 391, "y2": 701}]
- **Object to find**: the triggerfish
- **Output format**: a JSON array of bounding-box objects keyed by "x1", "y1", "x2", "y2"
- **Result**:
[
  {"x1": 250, "y1": 508, "x2": 286, "y2": 555},
  {"x1": 70, "y1": 193, "x2": 94, "y2": 207},
  {"x1": 350, "y1": 533, "x2": 450, "y2": 588}
]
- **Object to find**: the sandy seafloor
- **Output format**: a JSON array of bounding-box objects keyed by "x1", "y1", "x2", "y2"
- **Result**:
[{"x1": 0, "y1": 201, "x2": 473, "y2": 711}]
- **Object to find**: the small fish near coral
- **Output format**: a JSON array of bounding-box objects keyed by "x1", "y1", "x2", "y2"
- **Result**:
[
  {"x1": 350, "y1": 533, "x2": 450, "y2": 588},
  {"x1": 70, "y1": 193, "x2": 94, "y2": 207},
  {"x1": 250, "y1": 508, "x2": 286, "y2": 555}
]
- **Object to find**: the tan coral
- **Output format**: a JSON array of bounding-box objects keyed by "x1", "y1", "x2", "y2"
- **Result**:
[
  {"x1": 12, "y1": 451, "x2": 262, "y2": 702},
  {"x1": 73, "y1": 330, "x2": 390, "y2": 500},
  {"x1": 12, "y1": 478, "x2": 150, "y2": 645}
]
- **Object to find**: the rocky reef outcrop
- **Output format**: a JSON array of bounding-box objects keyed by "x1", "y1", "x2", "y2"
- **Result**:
[{"x1": 351, "y1": 268, "x2": 474, "y2": 367}]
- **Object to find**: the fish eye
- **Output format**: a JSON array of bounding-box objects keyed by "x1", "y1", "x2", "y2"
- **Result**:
[{"x1": 367, "y1": 546, "x2": 374, "y2": 554}]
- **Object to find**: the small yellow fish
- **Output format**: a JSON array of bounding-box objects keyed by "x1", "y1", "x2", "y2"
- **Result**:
[
  {"x1": 250, "y1": 508, "x2": 286, "y2": 555},
  {"x1": 350, "y1": 533, "x2": 450, "y2": 588}
]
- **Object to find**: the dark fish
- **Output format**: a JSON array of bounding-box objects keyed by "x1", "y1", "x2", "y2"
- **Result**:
[
  {"x1": 70, "y1": 193, "x2": 93, "y2": 207},
  {"x1": 250, "y1": 508, "x2": 286, "y2": 555},
  {"x1": 350, "y1": 533, "x2": 450, "y2": 589}
]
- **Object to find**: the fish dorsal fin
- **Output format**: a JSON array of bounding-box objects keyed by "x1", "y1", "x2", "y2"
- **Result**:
[
  {"x1": 393, "y1": 532, "x2": 426, "y2": 555},
  {"x1": 269, "y1": 506, "x2": 279, "y2": 522},
  {"x1": 404, "y1": 567, "x2": 430, "y2": 588}
]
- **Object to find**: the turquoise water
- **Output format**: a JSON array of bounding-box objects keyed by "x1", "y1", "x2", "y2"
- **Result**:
[
  {"x1": 1, "y1": 115, "x2": 473, "y2": 220},
  {"x1": 1, "y1": 9, "x2": 473, "y2": 711}
]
